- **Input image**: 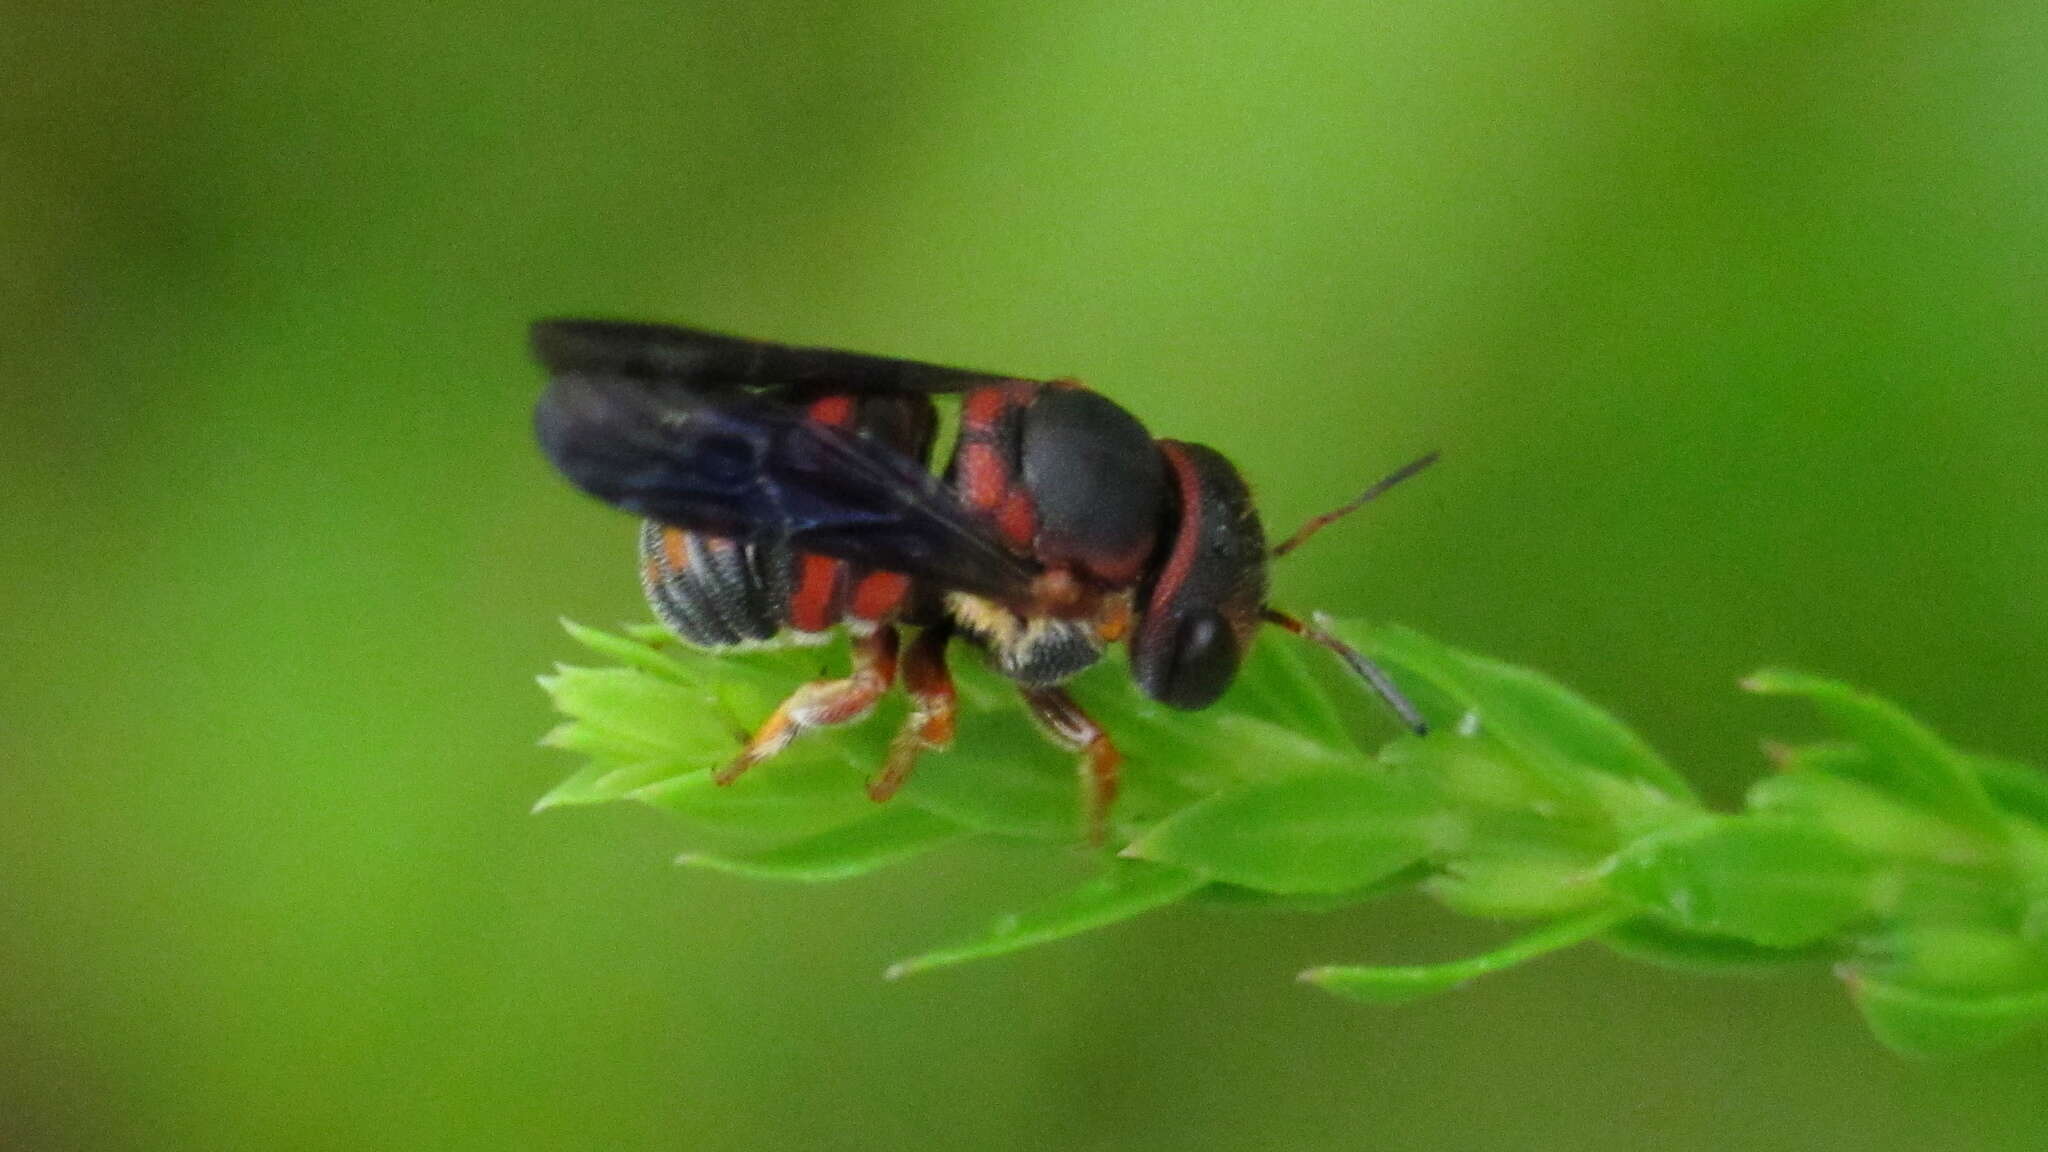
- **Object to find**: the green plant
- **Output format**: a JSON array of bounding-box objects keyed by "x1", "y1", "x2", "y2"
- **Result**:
[{"x1": 536, "y1": 618, "x2": 2048, "y2": 1057}]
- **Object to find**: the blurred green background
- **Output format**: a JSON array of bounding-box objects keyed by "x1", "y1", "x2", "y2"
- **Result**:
[{"x1": 6, "y1": 1, "x2": 2046, "y2": 1148}]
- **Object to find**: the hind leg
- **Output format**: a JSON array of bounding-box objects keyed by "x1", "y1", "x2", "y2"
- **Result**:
[{"x1": 717, "y1": 628, "x2": 900, "y2": 785}]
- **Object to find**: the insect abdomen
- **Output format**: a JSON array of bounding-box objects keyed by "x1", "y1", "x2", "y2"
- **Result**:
[
  {"x1": 640, "y1": 522, "x2": 916, "y2": 650},
  {"x1": 639, "y1": 521, "x2": 790, "y2": 648}
]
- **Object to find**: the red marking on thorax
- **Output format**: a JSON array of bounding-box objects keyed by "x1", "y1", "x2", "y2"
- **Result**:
[
  {"x1": 957, "y1": 442, "x2": 1008, "y2": 511},
  {"x1": 806, "y1": 394, "x2": 857, "y2": 427},
  {"x1": 961, "y1": 386, "x2": 1010, "y2": 427},
  {"x1": 995, "y1": 489, "x2": 1037, "y2": 551},
  {"x1": 957, "y1": 384, "x2": 1042, "y2": 546}
]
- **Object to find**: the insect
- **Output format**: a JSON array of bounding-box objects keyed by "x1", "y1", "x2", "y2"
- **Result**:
[{"x1": 532, "y1": 319, "x2": 1436, "y2": 842}]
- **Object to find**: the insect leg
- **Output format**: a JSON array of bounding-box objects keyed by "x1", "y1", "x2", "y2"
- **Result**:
[
  {"x1": 1018, "y1": 685, "x2": 1121, "y2": 845},
  {"x1": 717, "y1": 627, "x2": 901, "y2": 785},
  {"x1": 870, "y1": 623, "x2": 957, "y2": 801}
]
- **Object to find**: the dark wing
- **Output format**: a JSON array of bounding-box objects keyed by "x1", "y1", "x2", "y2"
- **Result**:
[
  {"x1": 531, "y1": 318, "x2": 1040, "y2": 396},
  {"x1": 534, "y1": 370, "x2": 1041, "y2": 602}
]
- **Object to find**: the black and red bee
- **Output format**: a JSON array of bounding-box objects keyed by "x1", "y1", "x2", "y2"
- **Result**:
[{"x1": 533, "y1": 319, "x2": 1435, "y2": 841}]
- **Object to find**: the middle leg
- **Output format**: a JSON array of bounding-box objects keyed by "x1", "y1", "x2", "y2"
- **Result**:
[
  {"x1": 871, "y1": 622, "x2": 958, "y2": 801},
  {"x1": 717, "y1": 627, "x2": 900, "y2": 785}
]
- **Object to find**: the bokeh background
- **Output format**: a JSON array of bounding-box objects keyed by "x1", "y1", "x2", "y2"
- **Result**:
[{"x1": 6, "y1": 1, "x2": 2047, "y2": 1148}]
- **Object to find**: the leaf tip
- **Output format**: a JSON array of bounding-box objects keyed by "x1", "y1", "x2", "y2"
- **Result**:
[
  {"x1": 1741, "y1": 667, "x2": 1806, "y2": 695},
  {"x1": 882, "y1": 960, "x2": 918, "y2": 982}
]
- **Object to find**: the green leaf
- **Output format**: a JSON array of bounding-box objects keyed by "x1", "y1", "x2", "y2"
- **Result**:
[
  {"x1": 534, "y1": 757, "x2": 698, "y2": 811},
  {"x1": 1125, "y1": 770, "x2": 1443, "y2": 894},
  {"x1": 1218, "y1": 637, "x2": 1355, "y2": 749},
  {"x1": 1341, "y1": 621, "x2": 1696, "y2": 804},
  {"x1": 535, "y1": 619, "x2": 2048, "y2": 1055},
  {"x1": 1606, "y1": 816, "x2": 1872, "y2": 948},
  {"x1": 538, "y1": 718, "x2": 677, "y2": 765},
  {"x1": 1449, "y1": 650, "x2": 1696, "y2": 803},
  {"x1": 1191, "y1": 864, "x2": 1429, "y2": 912},
  {"x1": 896, "y1": 735, "x2": 1081, "y2": 841},
  {"x1": 1305, "y1": 906, "x2": 1629, "y2": 1004},
  {"x1": 1972, "y1": 755, "x2": 2048, "y2": 831},
  {"x1": 1602, "y1": 918, "x2": 1831, "y2": 975},
  {"x1": 2006, "y1": 820, "x2": 2048, "y2": 946},
  {"x1": 1747, "y1": 767, "x2": 1995, "y2": 867},
  {"x1": 537, "y1": 664, "x2": 733, "y2": 764},
  {"x1": 1382, "y1": 738, "x2": 1541, "y2": 811},
  {"x1": 886, "y1": 859, "x2": 1203, "y2": 978},
  {"x1": 623, "y1": 621, "x2": 676, "y2": 646},
  {"x1": 1744, "y1": 669, "x2": 2006, "y2": 841},
  {"x1": 1854, "y1": 924, "x2": 2048, "y2": 994},
  {"x1": 676, "y1": 806, "x2": 964, "y2": 882},
  {"x1": 1423, "y1": 846, "x2": 1607, "y2": 920},
  {"x1": 1847, "y1": 976, "x2": 2048, "y2": 1058},
  {"x1": 560, "y1": 618, "x2": 691, "y2": 683},
  {"x1": 627, "y1": 749, "x2": 879, "y2": 840}
]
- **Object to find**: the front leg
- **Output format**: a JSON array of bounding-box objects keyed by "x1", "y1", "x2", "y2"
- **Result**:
[
  {"x1": 1018, "y1": 685, "x2": 1122, "y2": 845},
  {"x1": 718, "y1": 627, "x2": 900, "y2": 785}
]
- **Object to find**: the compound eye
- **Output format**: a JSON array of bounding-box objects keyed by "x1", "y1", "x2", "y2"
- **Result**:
[{"x1": 1159, "y1": 610, "x2": 1240, "y2": 709}]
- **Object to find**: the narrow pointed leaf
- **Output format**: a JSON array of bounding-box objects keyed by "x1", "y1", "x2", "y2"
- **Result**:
[
  {"x1": 1338, "y1": 621, "x2": 1694, "y2": 803},
  {"x1": 538, "y1": 718, "x2": 674, "y2": 764},
  {"x1": 539, "y1": 665, "x2": 731, "y2": 763},
  {"x1": 1857, "y1": 924, "x2": 2046, "y2": 993},
  {"x1": 897, "y1": 738, "x2": 1079, "y2": 841},
  {"x1": 1126, "y1": 770, "x2": 1441, "y2": 894},
  {"x1": 1971, "y1": 756, "x2": 2048, "y2": 830},
  {"x1": 1744, "y1": 669, "x2": 2004, "y2": 840},
  {"x1": 1305, "y1": 906, "x2": 1629, "y2": 1004},
  {"x1": 535, "y1": 757, "x2": 699, "y2": 811},
  {"x1": 1848, "y1": 976, "x2": 2048, "y2": 1058},
  {"x1": 677, "y1": 806, "x2": 964, "y2": 882},
  {"x1": 1451, "y1": 650, "x2": 1696, "y2": 802},
  {"x1": 886, "y1": 860, "x2": 1202, "y2": 978},
  {"x1": 1602, "y1": 918, "x2": 1831, "y2": 975},
  {"x1": 1606, "y1": 816, "x2": 1872, "y2": 948},
  {"x1": 1424, "y1": 848, "x2": 1607, "y2": 920},
  {"x1": 1220, "y1": 638, "x2": 1354, "y2": 749},
  {"x1": 1747, "y1": 769, "x2": 1995, "y2": 867},
  {"x1": 1191, "y1": 863, "x2": 1429, "y2": 912},
  {"x1": 627, "y1": 751, "x2": 878, "y2": 839},
  {"x1": 560, "y1": 619, "x2": 691, "y2": 682}
]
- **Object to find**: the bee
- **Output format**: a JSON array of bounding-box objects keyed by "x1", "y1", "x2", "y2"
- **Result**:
[{"x1": 533, "y1": 319, "x2": 1434, "y2": 841}]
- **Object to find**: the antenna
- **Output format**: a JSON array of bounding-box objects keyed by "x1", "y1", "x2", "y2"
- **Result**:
[
  {"x1": 1272, "y1": 450, "x2": 1440, "y2": 558},
  {"x1": 1263, "y1": 608, "x2": 1428, "y2": 735}
]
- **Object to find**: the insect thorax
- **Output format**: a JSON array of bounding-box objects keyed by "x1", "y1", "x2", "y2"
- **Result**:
[{"x1": 945, "y1": 592, "x2": 1104, "y2": 686}]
